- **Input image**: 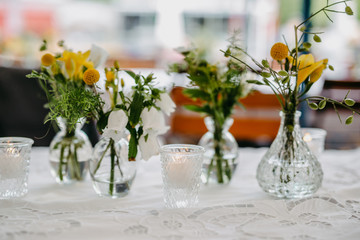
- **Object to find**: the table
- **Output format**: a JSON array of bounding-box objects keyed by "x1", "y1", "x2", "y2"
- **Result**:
[{"x1": 1, "y1": 147, "x2": 360, "y2": 240}]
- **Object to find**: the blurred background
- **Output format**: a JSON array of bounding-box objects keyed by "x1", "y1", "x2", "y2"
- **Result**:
[{"x1": 0, "y1": 0, "x2": 359, "y2": 148}]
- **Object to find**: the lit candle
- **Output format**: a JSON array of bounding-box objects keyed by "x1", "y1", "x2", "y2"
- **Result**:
[
  {"x1": 302, "y1": 128, "x2": 327, "y2": 158},
  {"x1": 166, "y1": 154, "x2": 193, "y2": 188}
]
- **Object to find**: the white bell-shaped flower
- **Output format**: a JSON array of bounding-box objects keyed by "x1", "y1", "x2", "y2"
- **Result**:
[
  {"x1": 156, "y1": 92, "x2": 176, "y2": 116},
  {"x1": 138, "y1": 131, "x2": 160, "y2": 161},
  {"x1": 89, "y1": 44, "x2": 108, "y2": 68},
  {"x1": 141, "y1": 108, "x2": 169, "y2": 134}
]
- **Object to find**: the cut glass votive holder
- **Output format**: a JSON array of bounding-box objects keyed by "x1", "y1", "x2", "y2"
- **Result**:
[
  {"x1": 160, "y1": 144, "x2": 204, "y2": 208},
  {"x1": 0, "y1": 137, "x2": 34, "y2": 199},
  {"x1": 302, "y1": 128, "x2": 327, "y2": 158}
]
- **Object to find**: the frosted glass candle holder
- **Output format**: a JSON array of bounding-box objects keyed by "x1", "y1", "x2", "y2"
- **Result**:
[
  {"x1": 302, "y1": 128, "x2": 327, "y2": 158},
  {"x1": 160, "y1": 144, "x2": 204, "y2": 208},
  {"x1": 0, "y1": 137, "x2": 34, "y2": 198}
]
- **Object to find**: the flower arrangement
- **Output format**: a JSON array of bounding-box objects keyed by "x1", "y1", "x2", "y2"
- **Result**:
[
  {"x1": 169, "y1": 46, "x2": 252, "y2": 184},
  {"x1": 26, "y1": 40, "x2": 107, "y2": 183},
  {"x1": 90, "y1": 61, "x2": 175, "y2": 196},
  {"x1": 223, "y1": 0, "x2": 359, "y2": 198},
  {"x1": 224, "y1": 1, "x2": 359, "y2": 125}
]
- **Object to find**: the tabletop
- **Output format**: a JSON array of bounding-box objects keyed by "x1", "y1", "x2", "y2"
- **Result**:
[{"x1": 1, "y1": 147, "x2": 360, "y2": 240}]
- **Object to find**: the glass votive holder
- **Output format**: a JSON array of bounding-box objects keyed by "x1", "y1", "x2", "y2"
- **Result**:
[
  {"x1": 160, "y1": 144, "x2": 204, "y2": 208},
  {"x1": 0, "y1": 137, "x2": 34, "y2": 199},
  {"x1": 301, "y1": 128, "x2": 327, "y2": 158}
]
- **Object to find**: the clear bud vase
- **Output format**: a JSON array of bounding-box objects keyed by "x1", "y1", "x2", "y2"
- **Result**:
[
  {"x1": 256, "y1": 111, "x2": 323, "y2": 198},
  {"x1": 90, "y1": 136, "x2": 136, "y2": 198},
  {"x1": 199, "y1": 117, "x2": 239, "y2": 185},
  {"x1": 49, "y1": 118, "x2": 92, "y2": 184}
]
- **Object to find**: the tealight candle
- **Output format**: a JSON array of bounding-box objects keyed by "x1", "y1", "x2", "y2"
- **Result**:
[
  {"x1": 301, "y1": 128, "x2": 327, "y2": 158},
  {"x1": 0, "y1": 137, "x2": 34, "y2": 198},
  {"x1": 160, "y1": 144, "x2": 204, "y2": 208}
]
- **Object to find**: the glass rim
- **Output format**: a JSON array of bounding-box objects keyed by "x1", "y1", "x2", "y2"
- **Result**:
[
  {"x1": 0, "y1": 137, "x2": 34, "y2": 147},
  {"x1": 160, "y1": 144, "x2": 205, "y2": 155}
]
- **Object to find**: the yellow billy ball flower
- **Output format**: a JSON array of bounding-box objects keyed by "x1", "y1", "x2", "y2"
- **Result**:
[
  {"x1": 106, "y1": 71, "x2": 115, "y2": 83},
  {"x1": 270, "y1": 42, "x2": 288, "y2": 61},
  {"x1": 83, "y1": 68, "x2": 100, "y2": 85},
  {"x1": 41, "y1": 53, "x2": 55, "y2": 67}
]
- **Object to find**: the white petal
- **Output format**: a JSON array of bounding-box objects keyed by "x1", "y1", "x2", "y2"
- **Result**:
[
  {"x1": 89, "y1": 44, "x2": 108, "y2": 68},
  {"x1": 141, "y1": 108, "x2": 169, "y2": 134},
  {"x1": 102, "y1": 128, "x2": 124, "y2": 142},
  {"x1": 157, "y1": 92, "x2": 176, "y2": 116},
  {"x1": 139, "y1": 134, "x2": 159, "y2": 161},
  {"x1": 108, "y1": 110, "x2": 127, "y2": 132}
]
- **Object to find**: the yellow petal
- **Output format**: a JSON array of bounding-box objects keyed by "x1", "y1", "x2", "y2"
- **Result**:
[
  {"x1": 297, "y1": 59, "x2": 326, "y2": 86},
  {"x1": 82, "y1": 50, "x2": 91, "y2": 60},
  {"x1": 298, "y1": 54, "x2": 314, "y2": 69},
  {"x1": 310, "y1": 59, "x2": 327, "y2": 83},
  {"x1": 65, "y1": 58, "x2": 75, "y2": 78}
]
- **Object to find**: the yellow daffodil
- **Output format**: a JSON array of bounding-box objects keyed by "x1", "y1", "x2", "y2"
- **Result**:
[
  {"x1": 297, "y1": 54, "x2": 327, "y2": 87},
  {"x1": 270, "y1": 42, "x2": 288, "y2": 61},
  {"x1": 58, "y1": 50, "x2": 94, "y2": 79},
  {"x1": 41, "y1": 53, "x2": 55, "y2": 67},
  {"x1": 83, "y1": 68, "x2": 100, "y2": 85}
]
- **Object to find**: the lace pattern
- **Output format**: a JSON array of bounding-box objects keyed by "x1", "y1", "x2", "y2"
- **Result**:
[{"x1": 1, "y1": 147, "x2": 359, "y2": 240}]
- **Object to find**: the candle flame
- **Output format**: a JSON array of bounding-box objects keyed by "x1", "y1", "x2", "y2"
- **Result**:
[{"x1": 303, "y1": 133, "x2": 312, "y2": 142}]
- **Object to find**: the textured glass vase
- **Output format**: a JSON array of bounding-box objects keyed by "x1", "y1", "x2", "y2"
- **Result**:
[
  {"x1": 90, "y1": 136, "x2": 136, "y2": 198},
  {"x1": 199, "y1": 117, "x2": 239, "y2": 185},
  {"x1": 49, "y1": 118, "x2": 92, "y2": 184},
  {"x1": 256, "y1": 111, "x2": 323, "y2": 198}
]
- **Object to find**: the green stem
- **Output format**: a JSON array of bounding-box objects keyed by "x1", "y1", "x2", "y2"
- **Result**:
[
  {"x1": 59, "y1": 144, "x2": 65, "y2": 181},
  {"x1": 214, "y1": 120, "x2": 224, "y2": 184},
  {"x1": 93, "y1": 140, "x2": 112, "y2": 175},
  {"x1": 109, "y1": 138, "x2": 115, "y2": 196}
]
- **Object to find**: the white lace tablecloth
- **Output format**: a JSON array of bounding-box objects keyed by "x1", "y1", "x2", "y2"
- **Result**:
[{"x1": 1, "y1": 147, "x2": 360, "y2": 240}]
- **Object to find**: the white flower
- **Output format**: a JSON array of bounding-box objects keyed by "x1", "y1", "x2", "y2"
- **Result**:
[
  {"x1": 141, "y1": 108, "x2": 169, "y2": 134},
  {"x1": 108, "y1": 109, "x2": 128, "y2": 132},
  {"x1": 102, "y1": 128, "x2": 124, "y2": 142},
  {"x1": 139, "y1": 131, "x2": 159, "y2": 161},
  {"x1": 156, "y1": 92, "x2": 176, "y2": 116},
  {"x1": 89, "y1": 44, "x2": 108, "y2": 68}
]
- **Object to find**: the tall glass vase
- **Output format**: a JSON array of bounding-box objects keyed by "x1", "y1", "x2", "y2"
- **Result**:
[
  {"x1": 256, "y1": 111, "x2": 323, "y2": 198},
  {"x1": 49, "y1": 118, "x2": 92, "y2": 184},
  {"x1": 199, "y1": 117, "x2": 239, "y2": 185},
  {"x1": 90, "y1": 136, "x2": 136, "y2": 198}
]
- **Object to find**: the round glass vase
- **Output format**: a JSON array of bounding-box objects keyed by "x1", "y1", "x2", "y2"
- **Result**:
[
  {"x1": 256, "y1": 111, "x2": 323, "y2": 198},
  {"x1": 199, "y1": 117, "x2": 239, "y2": 185},
  {"x1": 49, "y1": 118, "x2": 92, "y2": 184},
  {"x1": 90, "y1": 136, "x2": 136, "y2": 198}
]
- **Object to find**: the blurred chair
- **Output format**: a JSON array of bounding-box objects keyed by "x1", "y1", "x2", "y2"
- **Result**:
[
  {"x1": 168, "y1": 87, "x2": 281, "y2": 146},
  {"x1": 0, "y1": 66, "x2": 98, "y2": 146}
]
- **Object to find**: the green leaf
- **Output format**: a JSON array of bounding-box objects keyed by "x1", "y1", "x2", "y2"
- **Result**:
[
  {"x1": 318, "y1": 99, "x2": 327, "y2": 110},
  {"x1": 303, "y1": 42, "x2": 312, "y2": 49},
  {"x1": 344, "y1": 98, "x2": 355, "y2": 106},
  {"x1": 308, "y1": 101, "x2": 318, "y2": 110},
  {"x1": 281, "y1": 76, "x2": 289, "y2": 84},
  {"x1": 345, "y1": 6, "x2": 353, "y2": 16},
  {"x1": 313, "y1": 35, "x2": 321, "y2": 43},
  {"x1": 125, "y1": 70, "x2": 138, "y2": 81},
  {"x1": 184, "y1": 105, "x2": 210, "y2": 114},
  {"x1": 183, "y1": 88, "x2": 211, "y2": 101},
  {"x1": 96, "y1": 111, "x2": 110, "y2": 133},
  {"x1": 128, "y1": 91, "x2": 144, "y2": 126},
  {"x1": 260, "y1": 72, "x2": 271, "y2": 78},
  {"x1": 224, "y1": 48, "x2": 231, "y2": 57},
  {"x1": 278, "y1": 70, "x2": 288, "y2": 77},
  {"x1": 39, "y1": 40, "x2": 47, "y2": 51},
  {"x1": 246, "y1": 80, "x2": 264, "y2": 85},
  {"x1": 261, "y1": 59, "x2": 269, "y2": 68},
  {"x1": 345, "y1": 115, "x2": 353, "y2": 125},
  {"x1": 329, "y1": 65, "x2": 334, "y2": 71}
]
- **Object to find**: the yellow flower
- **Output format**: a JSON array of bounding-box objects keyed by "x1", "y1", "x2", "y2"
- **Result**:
[
  {"x1": 83, "y1": 68, "x2": 100, "y2": 85},
  {"x1": 297, "y1": 54, "x2": 327, "y2": 86},
  {"x1": 106, "y1": 71, "x2": 115, "y2": 83},
  {"x1": 270, "y1": 42, "x2": 288, "y2": 61},
  {"x1": 58, "y1": 50, "x2": 94, "y2": 79},
  {"x1": 41, "y1": 53, "x2": 55, "y2": 67}
]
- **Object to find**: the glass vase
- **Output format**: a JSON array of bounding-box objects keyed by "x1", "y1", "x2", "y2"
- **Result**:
[
  {"x1": 90, "y1": 136, "x2": 136, "y2": 198},
  {"x1": 49, "y1": 118, "x2": 92, "y2": 184},
  {"x1": 256, "y1": 111, "x2": 323, "y2": 198},
  {"x1": 199, "y1": 117, "x2": 239, "y2": 185}
]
